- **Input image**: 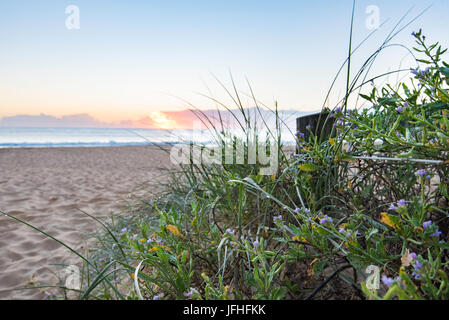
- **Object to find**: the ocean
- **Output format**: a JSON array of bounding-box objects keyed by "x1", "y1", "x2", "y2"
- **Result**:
[{"x1": 0, "y1": 127, "x2": 297, "y2": 148}]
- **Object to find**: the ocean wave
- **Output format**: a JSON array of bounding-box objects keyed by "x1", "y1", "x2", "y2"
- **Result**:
[{"x1": 0, "y1": 141, "x2": 178, "y2": 148}]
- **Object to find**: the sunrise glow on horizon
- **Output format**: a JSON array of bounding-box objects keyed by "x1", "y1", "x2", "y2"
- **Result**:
[{"x1": 1, "y1": 0, "x2": 449, "y2": 129}]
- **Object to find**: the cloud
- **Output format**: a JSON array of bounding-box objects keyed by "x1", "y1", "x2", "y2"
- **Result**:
[
  {"x1": 0, "y1": 108, "x2": 312, "y2": 129},
  {"x1": 0, "y1": 113, "x2": 114, "y2": 128}
]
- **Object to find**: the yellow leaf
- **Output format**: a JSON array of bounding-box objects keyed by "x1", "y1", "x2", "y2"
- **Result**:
[
  {"x1": 437, "y1": 89, "x2": 449, "y2": 102},
  {"x1": 166, "y1": 225, "x2": 182, "y2": 237},
  {"x1": 344, "y1": 239, "x2": 359, "y2": 248},
  {"x1": 380, "y1": 212, "x2": 400, "y2": 229},
  {"x1": 270, "y1": 173, "x2": 276, "y2": 181},
  {"x1": 149, "y1": 247, "x2": 158, "y2": 252},
  {"x1": 292, "y1": 236, "x2": 299, "y2": 242},
  {"x1": 329, "y1": 138, "x2": 335, "y2": 146}
]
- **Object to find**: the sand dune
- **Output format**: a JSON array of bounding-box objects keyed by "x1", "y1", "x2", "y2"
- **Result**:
[{"x1": 0, "y1": 146, "x2": 171, "y2": 299}]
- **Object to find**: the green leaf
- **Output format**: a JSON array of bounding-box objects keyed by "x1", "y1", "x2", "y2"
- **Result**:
[
  {"x1": 298, "y1": 163, "x2": 320, "y2": 172},
  {"x1": 440, "y1": 67, "x2": 449, "y2": 77},
  {"x1": 359, "y1": 93, "x2": 373, "y2": 102}
]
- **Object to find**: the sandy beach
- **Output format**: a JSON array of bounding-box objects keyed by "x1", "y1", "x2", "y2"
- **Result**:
[{"x1": 0, "y1": 146, "x2": 171, "y2": 299}]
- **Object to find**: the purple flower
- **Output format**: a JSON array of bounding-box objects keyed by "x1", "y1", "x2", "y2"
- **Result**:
[
  {"x1": 320, "y1": 215, "x2": 333, "y2": 224},
  {"x1": 417, "y1": 169, "x2": 427, "y2": 177},
  {"x1": 382, "y1": 275, "x2": 394, "y2": 287},
  {"x1": 329, "y1": 114, "x2": 335, "y2": 118},
  {"x1": 304, "y1": 208, "x2": 310, "y2": 214},
  {"x1": 403, "y1": 102, "x2": 409, "y2": 107},
  {"x1": 389, "y1": 203, "x2": 397, "y2": 211},
  {"x1": 121, "y1": 228, "x2": 128, "y2": 233},
  {"x1": 425, "y1": 175, "x2": 432, "y2": 180},
  {"x1": 186, "y1": 288, "x2": 195, "y2": 298},
  {"x1": 44, "y1": 292, "x2": 57, "y2": 300},
  {"x1": 335, "y1": 107, "x2": 342, "y2": 113},
  {"x1": 411, "y1": 260, "x2": 423, "y2": 280},
  {"x1": 225, "y1": 228, "x2": 235, "y2": 235},
  {"x1": 149, "y1": 237, "x2": 156, "y2": 243},
  {"x1": 423, "y1": 220, "x2": 432, "y2": 230},
  {"x1": 430, "y1": 230, "x2": 442, "y2": 238},
  {"x1": 396, "y1": 106, "x2": 403, "y2": 113},
  {"x1": 253, "y1": 239, "x2": 259, "y2": 247},
  {"x1": 414, "y1": 260, "x2": 423, "y2": 270},
  {"x1": 153, "y1": 295, "x2": 160, "y2": 300},
  {"x1": 294, "y1": 208, "x2": 301, "y2": 214},
  {"x1": 398, "y1": 199, "x2": 406, "y2": 207},
  {"x1": 396, "y1": 132, "x2": 401, "y2": 138},
  {"x1": 338, "y1": 227, "x2": 346, "y2": 233},
  {"x1": 273, "y1": 215, "x2": 283, "y2": 222},
  {"x1": 410, "y1": 252, "x2": 417, "y2": 260}
]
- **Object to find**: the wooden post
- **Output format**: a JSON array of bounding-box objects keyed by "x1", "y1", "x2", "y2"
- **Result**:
[{"x1": 296, "y1": 112, "x2": 334, "y2": 153}]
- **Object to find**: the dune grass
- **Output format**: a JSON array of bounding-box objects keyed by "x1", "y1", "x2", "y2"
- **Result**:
[{"x1": 2, "y1": 5, "x2": 449, "y2": 300}]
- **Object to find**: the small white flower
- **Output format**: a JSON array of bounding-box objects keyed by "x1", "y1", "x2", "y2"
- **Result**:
[{"x1": 373, "y1": 138, "x2": 383, "y2": 146}]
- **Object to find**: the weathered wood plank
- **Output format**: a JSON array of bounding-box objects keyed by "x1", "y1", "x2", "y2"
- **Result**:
[{"x1": 296, "y1": 111, "x2": 334, "y2": 153}]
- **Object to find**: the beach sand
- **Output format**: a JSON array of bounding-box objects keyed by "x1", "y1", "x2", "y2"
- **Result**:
[{"x1": 0, "y1": 146, "x2": 171, "y2": 299}]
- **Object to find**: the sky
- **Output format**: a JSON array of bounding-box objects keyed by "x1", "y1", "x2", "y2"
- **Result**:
[{"x1": 0, "y1": 0, "x2": 448, "y2": 128}]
